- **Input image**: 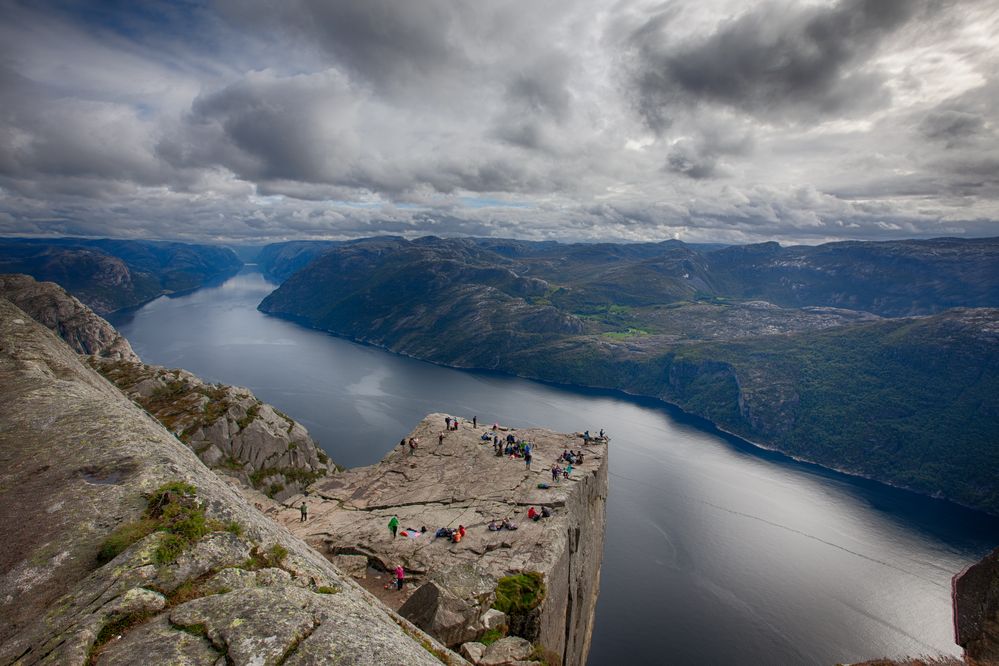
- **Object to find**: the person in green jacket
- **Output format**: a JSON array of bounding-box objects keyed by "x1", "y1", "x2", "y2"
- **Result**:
[{"x1": 388, "y1": 515, "x2": 399, "y2": 538}]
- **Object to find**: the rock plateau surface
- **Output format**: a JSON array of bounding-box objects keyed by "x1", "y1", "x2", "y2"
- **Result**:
[{"x1": 273, "y1": 414, "x2": 609, "y2": 666}]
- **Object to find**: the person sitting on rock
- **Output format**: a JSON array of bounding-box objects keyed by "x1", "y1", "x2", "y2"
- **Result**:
[
  {"x1": 488, "y1": 520, "x2": 501, "y2": 531},
  {"x1": 541, "y1": 506, "x2": 552, "y2": 518},
  {"x1": 527, "y1": 506, "x2": 539, "y2": 521},
  {"x1": 502, "y1": 517, "x2": 518, "y2": 530}
]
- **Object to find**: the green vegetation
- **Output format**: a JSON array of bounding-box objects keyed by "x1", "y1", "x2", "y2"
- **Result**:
[
  {"x1": 493, "y1": 571, "x2": 545, "y2": 615},
  {"x1": 243, "y1": 543, "x2": 289, "y2": 570},
  {"x1": 96, "y1": 481, "x2": 225, "y2": 567},
  {"x1": 86, "y1": 609, "x2": 157, "y2": 665},
  {"x1": 236, "y1": 404, "x2": 259, "y2": 431},
  {"x1": 316, "y1": 585, "x2": 339, "y2": 594},
  {"x1": 479, "y1": 627, "x2": 505, "y2": 645}
]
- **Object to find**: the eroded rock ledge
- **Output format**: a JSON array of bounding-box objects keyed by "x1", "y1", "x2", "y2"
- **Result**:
[{"x1": 273, "y1": 414, "x2": 609, "y2": 666}]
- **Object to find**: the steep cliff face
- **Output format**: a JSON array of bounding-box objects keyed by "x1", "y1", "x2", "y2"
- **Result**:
[
  {"x1": 0, "y1": 274, "x2": 138, "y2": 362},
  {"x1": 271, "y1": 414, "x2": 608, "y2": 666},
  {"x1": 90, "y1": 359, "x2": 333, "y2": 500},
  {"x1": 0, "y1": 298, "x2": 463, "y2": 665},
  {"x1": 0, "y1": 273, "x2": 333, "y2": 502},
  {"x1": 953, "y1": 546, "x2": 999, "y2": 664}
]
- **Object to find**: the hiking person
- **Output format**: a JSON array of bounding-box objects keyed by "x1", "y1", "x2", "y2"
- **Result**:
[
  {"x1": 395, "y1": 565, "x2": 405, "y2": 591},
  {"x1": 388, "y1": 515, "x2": 399, "y2": 538},
  {"x1": 564, "y1": 463, "x2": 573, "y2": 478},
  {"x1": 599, "y1": 429, "x2": 605, "y2": 438},
  {"x1": 551, "y1": 464, "x2": 560, "y2": 482},
  {"x1": 438, "y1": 431, "x2": 445, "y2": 446},
  {"x1": 299, "y1": 502, "x2": 308, "y2": 522},
  {"x1": 525, "y1": 448, "x2": 532, "y2": 469},
  {"x1": 445, "y1": 416, "x2": 451, "y2": 430},
  {"x1": 472, "y1": 416, "x2": 477, "y2": 428}
]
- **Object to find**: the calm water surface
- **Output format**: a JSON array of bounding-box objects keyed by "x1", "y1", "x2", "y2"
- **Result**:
[{"x1": 111, "y1": 270, "x2": 999, "y2": 665}]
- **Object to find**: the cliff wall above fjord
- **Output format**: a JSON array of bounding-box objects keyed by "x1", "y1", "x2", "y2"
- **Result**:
[{"x1": 270, "y1": 414, "x2": 608, "y2": 666}]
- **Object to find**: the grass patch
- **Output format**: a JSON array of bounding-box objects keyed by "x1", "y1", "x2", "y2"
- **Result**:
[
  {"x1": 316, "y1": 585, "x2": 339, "y2": 594},
  {"x1": 97, "y1": 518, "x2": 158, "y2": 565},
  {"x1": 493, "y1": 572, "x2": 545, "y2": 615},
  {"x1": 96, "y1": 481, "x2": 222, "y2": 568},
  {"x1": 243, "y1": 543, "x2": 289, "y2": 571},
  {"x1": 86, "y1": 609, "x2": 156, "y2": 665},
  {"x1": 479, "y1": 627, "x2": 505, "y2": 645},
  {"x1": 236, "y1": 404, "x2": 259, "y2": 431}
]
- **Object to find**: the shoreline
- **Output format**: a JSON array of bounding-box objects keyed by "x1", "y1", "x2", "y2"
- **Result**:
[{"x1": 257, "y1": 306, "x2": 999, "y2": 520}]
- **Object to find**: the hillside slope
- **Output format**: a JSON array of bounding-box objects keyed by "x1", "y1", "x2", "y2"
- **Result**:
[
  {"x1": 0, "y1": 297, "x2": 461, "y2": 665},
  {"x1": 0, "y1": 238, "x2": 242, "y2": 313},
  {"x1": 258, "y1": 236, "x2": 999, "y2": 514}
]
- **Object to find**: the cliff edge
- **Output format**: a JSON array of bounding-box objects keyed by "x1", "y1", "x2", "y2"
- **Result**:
[
  {"x1": 272, "y1": 414, "x2": 609, "y2": 666},
  {"x1": 0, "y1": 297, "x2": 463, "y2": 665}
]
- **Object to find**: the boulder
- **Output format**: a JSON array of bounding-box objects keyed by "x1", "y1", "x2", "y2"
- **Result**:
[
  {"x1": 479, "y1": 637, "x2": 533, "y2": 665},
  {"x1": 461, "y1": 641, "x2": 487, "y2": 663},
  {"x1": 331, "y1": 554, "x2": 369, "y2": 579},
  {"x1": 399, "y1": 563, "x2": 496, "y2": 647}
]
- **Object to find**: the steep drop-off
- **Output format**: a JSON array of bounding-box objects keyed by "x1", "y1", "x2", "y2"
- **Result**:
[{"x1": 270, "y1": 414, "x2": 608, "y2": 666}]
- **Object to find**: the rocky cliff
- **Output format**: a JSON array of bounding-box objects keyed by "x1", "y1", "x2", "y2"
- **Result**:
[
  {"x1": 0, "y1": 297, "x2": 464, "y2": 665},
  {"x1": 268, "y1": 414, "x2": 608, "y2": 666},
  {"x1": 0, "y1": 274, "x2": 138, "y2": 362},
  {"x1": 953, "y1": 546, "x2": 999, "y2": 664},
  {"x1": 0, "y1": 238, "x2": 243, "y2": 314},
  {"x1": 0, "y1": 274, "x2": 333, "y2": 502}
]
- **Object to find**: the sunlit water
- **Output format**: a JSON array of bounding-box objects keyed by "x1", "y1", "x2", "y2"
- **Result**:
[{"x1": 110, "y1": 269, "x2": 999, "y2": 665}]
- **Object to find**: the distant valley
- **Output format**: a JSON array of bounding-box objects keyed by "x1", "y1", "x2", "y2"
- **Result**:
[{"x1": 257, "y1": 236, "x2": 999, "y2": 515}]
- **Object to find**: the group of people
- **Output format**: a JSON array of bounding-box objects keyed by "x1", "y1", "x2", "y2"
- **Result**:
[
  {"x1": 444, "y1": 415, "x2": 465, "y2": 431},
  {"x1": 550, "y1": 462, "x2": 573, "y2": 482},
  {"x1": 560, "y1": 449, "x2": 584, "y2": 465},
  {"x1": 526, "y1": 505, "x2": 552, "y2": 521},
  {"x1": 433, "y1": 524, "x2": 467, "y2": 543},
  {"x1": 399, "y1": 437, "x2": 420, "y2": 454}
]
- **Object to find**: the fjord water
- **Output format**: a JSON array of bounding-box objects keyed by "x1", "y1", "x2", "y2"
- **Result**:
[{"x1": 111, "y1": 269, "x2": 999, "y2": 665}]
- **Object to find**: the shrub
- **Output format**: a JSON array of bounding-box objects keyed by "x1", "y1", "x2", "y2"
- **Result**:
[{"x1": 493, "y1": 572, "x2": 545, "y2": 615}]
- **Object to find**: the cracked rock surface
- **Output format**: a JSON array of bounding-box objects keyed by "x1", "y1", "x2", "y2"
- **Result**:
[{"x1": 275, "y1": 413, "x2": 608, "y2": 666}]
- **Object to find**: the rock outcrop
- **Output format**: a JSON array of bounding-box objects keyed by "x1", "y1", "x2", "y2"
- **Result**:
[
  {"x1": 273, "y1": 414, "x2": 608, "y2": 666},
  {"x1": 0, "y1": 274, "x2": 138, "y2": 362},
  {"x1": 0, "y1": 297, "x2": 463, "y2": 665},
  {"x1": 90, "y1": 359, "x2": 332, "y2": 500},
  {"x1": 953, "y1": 546, "x2": 999, "y2": 664},
  {"x1": 0, "y1": 273, "x2": 334, "y2": 502}
]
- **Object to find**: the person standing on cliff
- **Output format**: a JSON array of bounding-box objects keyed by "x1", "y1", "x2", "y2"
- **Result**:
[
  {"x1": 525, "y1": 445, "x2": 532, "y2": 469},
  {"x1": 395, "y1": 564, "x2": 405, "y2": 590},
  {"x1": 438, "y1": 431, "x2": 445, "y2": 446},
  {"x1": 299, "y1": 501, "x2": 308, "y2": 522},
  {"x1": 445, "y1": 416, "x2": 451, "y2": 430},
  {"x1": 388, "y1": 515, "x2": 399, "y2": 538},
  {"x1": 472, "y1": 415, "x2": 477, "y2": 428}
]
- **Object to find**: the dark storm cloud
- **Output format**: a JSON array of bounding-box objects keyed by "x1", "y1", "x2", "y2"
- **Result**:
[
  {"x1": 0, "y1": 0, "x2": 997, "y2": 245},
  {"x1": 627, "y1": 0, "x2": 932, "y2": 130}
]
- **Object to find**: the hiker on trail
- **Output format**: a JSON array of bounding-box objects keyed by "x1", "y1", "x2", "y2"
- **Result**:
[
  {"x1": 395, "y1": 565, "x2": 405, "y2": 591},
  {"x1": 408, "y1": 437, "x2": 419, "y2": 455},
  {"x1": 599, "y1": 429, "x2": 605, "y2": 438},
  {"x1": 445, "y1": 416, "x2": 452, "y2": 429},
  {"x1": 389, "y1": 515, "x2": 399, "y2": 538},
  {"x1": 564, "y1": 463, "x2": 573, "y2": 479},
  {"x1": 399, "y1": 438, "x2": 406, "y2": 449},
  {"x1": 438, "y1": 432, "x2": 445, "y2": 446},
  {"x1": 551, "y1": 464, "x2": 560, "y2": 482},
  {"x1": 300, "y1": 502, "x2": 308, "y2": 522},
  {"x1": 473, "y1": 416, "x2": 477, "y2": 428},
  {"x1": 525, "y1": 448, "x2": 532, "y2": 469}
]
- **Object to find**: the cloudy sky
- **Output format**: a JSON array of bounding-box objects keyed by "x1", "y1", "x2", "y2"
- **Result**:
[{"x1": 1, "y1": 0, "x2": 998, "y2": 245}]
